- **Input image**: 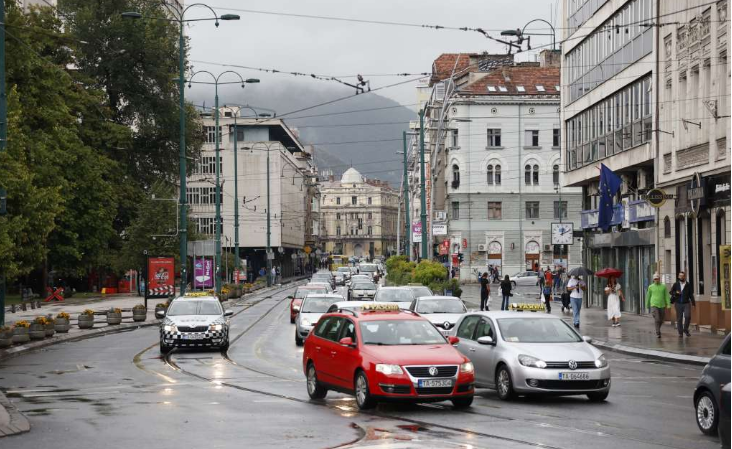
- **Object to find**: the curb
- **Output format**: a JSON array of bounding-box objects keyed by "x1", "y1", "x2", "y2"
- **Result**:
[
  {"x1": 591, "y1": 339, "x2": 711, "y2": 366},
  {"x1": 0, "y1": 390, "x2": 30, "y2": 437},
  {"x1": 0, "y1": 321, "x2": 160, "y2": 361}
]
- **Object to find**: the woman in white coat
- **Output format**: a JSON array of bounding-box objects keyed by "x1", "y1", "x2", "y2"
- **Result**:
[{"x1": 605, "y1": 276, "x2": 625, "y2": 327}]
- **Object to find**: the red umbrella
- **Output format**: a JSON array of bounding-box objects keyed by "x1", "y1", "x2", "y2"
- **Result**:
[{"x1": 595, "y1": 268, "x2": 623, "y2": 279}]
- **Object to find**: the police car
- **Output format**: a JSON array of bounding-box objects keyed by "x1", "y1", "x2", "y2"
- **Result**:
[{"x1": 157, "y1": 293, "x2": 233, "y2": 353}]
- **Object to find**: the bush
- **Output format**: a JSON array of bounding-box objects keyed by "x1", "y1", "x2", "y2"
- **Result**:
[
  {"x1": 412, "y1": 260, "x2": 448, "y2": 286},
  {"x1": 385, "y1": 256, "x2": 416, "y2": 286}
]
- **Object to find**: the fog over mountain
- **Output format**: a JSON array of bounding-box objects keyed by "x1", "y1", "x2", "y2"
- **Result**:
[{"x1": 188, "y1": 79, "x2": 417, "y2": 186}]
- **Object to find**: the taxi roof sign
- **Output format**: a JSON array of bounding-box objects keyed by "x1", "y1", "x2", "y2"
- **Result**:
[
  {"x1": 184, "y1": 292, "x2": 214, "y2": 298},
  {"x1": 360, "y1": 303, "x2": 401, "y2": 312},
  {"x1": 509, "y1": 303, "x2": 544, "y2": 312}
]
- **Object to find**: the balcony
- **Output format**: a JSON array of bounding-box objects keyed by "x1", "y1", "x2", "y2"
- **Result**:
[{"x1": 580, "y1": 204, "x2": 623, "y2": 230}]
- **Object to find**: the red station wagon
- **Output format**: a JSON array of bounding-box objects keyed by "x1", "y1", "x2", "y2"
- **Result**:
[{"x1": 302, "y1": 304, "x2": 475, "y2": 410}]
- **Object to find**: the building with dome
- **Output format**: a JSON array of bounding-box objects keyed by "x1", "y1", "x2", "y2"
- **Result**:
[{"x1": 320, "y1": 168, "x2": 399, "y2": 259}]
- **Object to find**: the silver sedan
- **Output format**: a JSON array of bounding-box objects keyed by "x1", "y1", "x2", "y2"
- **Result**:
[{"x1": 451, "y1": 311, "x2": 611, "y2": 401}]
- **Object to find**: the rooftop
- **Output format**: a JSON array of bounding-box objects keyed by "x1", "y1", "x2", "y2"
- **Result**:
[{"x1": 458, "y1": 65, "x2": 560, "y2": 96}]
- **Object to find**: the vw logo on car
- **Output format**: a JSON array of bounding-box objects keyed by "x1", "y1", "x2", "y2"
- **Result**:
[
  {"x1": 428, "y1": 366, "x2": 439, "y2": 377},
  {"x1": 568, "y1": 360, "x2": 578, "y2": 370}
]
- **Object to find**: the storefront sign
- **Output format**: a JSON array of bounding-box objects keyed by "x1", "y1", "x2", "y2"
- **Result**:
[
  {"x1": 432, "y1": 223, "x2": 447, "y2": 236},
  {"x1": 688, "y1": 172, "x2": 706, "y2": 215},
  {"x1": 643, "y1": 188, "x2": 674, "y2": 208},
  {"x1": 721, "y1": 245, "x2": 731, "y2": 311},
  {"x1": 708, "y1": 174, "x2": 731, "y2": 207}
]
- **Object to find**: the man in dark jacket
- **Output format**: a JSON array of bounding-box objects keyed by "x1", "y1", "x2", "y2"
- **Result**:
[
  {"x1": 671, "y1": 271, "x2": 695, "y2": 337},
  {"x1": 480, "y1": 272, "x2": 491, "y2": 311}
]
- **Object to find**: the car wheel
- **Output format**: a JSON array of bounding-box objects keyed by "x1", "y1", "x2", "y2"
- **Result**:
[
  {"x1": 159, "y1": 339, "x2": 170, "y2": 354},
  {"x1": 306, "y1": 363, "x2": 328, "y2": 399},
  {"x1": 495, "y1": 365, "x2": 515, "y2": 401},
  {"x1": 587, "y1": 390, "x2": 609, "y2": 402},
  {"x1": 451, "y1": 396, "x2": 474, "y2": 409},
  {"x1": 295, "y1": 331, "x2": 304, "y2": 347},
  {"x1": 696, "y1": 390, "x2": 719, "y2": 435},
  {"x1": 355, "y1": 371, "x2": 377, "y2": 410},
  {"x1": 219, "y1": 338, "x2": 229, "y2": 352}
]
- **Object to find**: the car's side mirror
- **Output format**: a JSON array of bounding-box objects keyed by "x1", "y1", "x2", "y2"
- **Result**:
[
  {"x1": 224, "y1": 310, "x2": 233, "y2": 317},
  {"x1": 477, "y1": 336, "x2": 496, "y2": 345},
  {"x1": 339, "y1": 337, "x2": 355, "y2": 347},
  {"x1": 447, "y1": 336, "x2": 460, "y2": 345},
  {"x1": 287, "y1": 295, "x2": 293, "y2": 300},
  {"x1": 155, "y1": 310, "x2": 166, "y2": 319},
  {"x1": 582, "y1": 336, "x2": 592, "y2": 343}
]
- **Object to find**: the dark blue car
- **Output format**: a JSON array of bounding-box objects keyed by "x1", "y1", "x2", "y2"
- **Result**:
[{"x1": 694, "y1": 334, "x2": 731, "y2": 438}]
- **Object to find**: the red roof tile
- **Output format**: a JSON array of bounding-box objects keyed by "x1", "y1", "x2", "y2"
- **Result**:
[
  {"x1": 431, "y1": 53, "x2": 474, "y2": 86},
  {"x1": 459, "y1": 66, "x2": 560, "y2": 96}
]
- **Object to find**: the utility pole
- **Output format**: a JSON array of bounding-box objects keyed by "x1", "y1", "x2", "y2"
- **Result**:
[
  {"x1": 233, "y1": 112, "x2": 240, "y2": 273},
  {"x1": 266, "y1": 148, "x2": 272, "y2": 286},
  {"x1": 0, "y1": 0, "x2": 6, "y2": 325},
  {"x1": 402, "y1": 131, "x2": 411, "y2": 261},
  {"x1": 419, "y1": 109, "x2": 428, "y2": 261},
  {"x1": 177, "y1": 19, "x2": 188, "y2": 296},
  {"x1": 214, "y1": 86, "x2": 222, "y2": 295}
]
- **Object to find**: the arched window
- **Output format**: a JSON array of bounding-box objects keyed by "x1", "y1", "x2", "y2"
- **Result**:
[
  {"x1": 553, "y1": 164, "x2": 559, "y2": 186},
  {"x1": 525, "y1": 165, "x2": 531, "y2": 185},
  {"x1": 525, "y1": 164, "x2": 540, "y2": 185},
  {"x1": 664, "y1": 216, "x2": 671, "y2": 238},
  {"x1": 495, "y1": 165, "x2": 501, "y2": 185},
  {"x1": 452, "y1": 164, "x2": 460, "y2": 187},
  {"x1": 533, "y1": 164, "x2": 539, "y2": 185},
  {"x1": 487, "y1": 165, "x2": 494, "y2": 185}
]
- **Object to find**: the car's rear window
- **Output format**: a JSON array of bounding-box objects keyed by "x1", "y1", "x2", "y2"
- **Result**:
[
  {"x1": 376, "y1": 289, "x2": 413, "y2": 302},
  {"x1": 353, "y1": 283, "x2": 376, "y2": 290},
  {"x1": 301, "y1": 296, "x2": 341, "y2": 313},
  {"x1": 416, "y1": 298, "x2": 466, "y2": 314},
  {"x1": 295, "y1": 287, "x2": 327, "y2": 299},
  {"x1": 409, "y1": 287, "x2": 433, "y2": 298},
  {"x1": 359, "y1": 265, "x2": 377, "y2": 272},
  {"x1": 497, "y1": 318, "x2": 581, "y2": 343}
]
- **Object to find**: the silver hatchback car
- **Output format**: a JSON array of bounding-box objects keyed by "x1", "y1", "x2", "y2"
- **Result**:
[{"x1": 452, "y1": 311, "x2": 611, "y2": 401}]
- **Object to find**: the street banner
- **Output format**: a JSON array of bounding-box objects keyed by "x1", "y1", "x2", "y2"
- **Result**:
[
  {"x1": 194, "y1": 258, "x2": 213, "y2": 289},
  {"x1": 147, "y1": 257, "x2": 175, "y2": 298},
  {"x1": 721, "y1": 245, "x2": 730, "y2": 310},
  {"x1": 412, "y1": 223, "x2": 422, "y2": 243}
]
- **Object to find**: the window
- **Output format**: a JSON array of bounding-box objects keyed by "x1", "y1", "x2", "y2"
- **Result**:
[
  {"x1": 456, "y1": 315, "x2": 480, "y2": 339},
  {"x1": 204, "y1": 126, "x2": 221, "y2": 143},
  {"x1": 526, "y1": 201, "x2": 540, "y2": 219},
  {"x1": 516, "y1": 86, "x2": 526, "y2": 92},
  {"x1": 368, "y1": 197, "x2": 372, "y2": 205},
  {"x1": 367, "y1": 226, "x2": 372, "y2": 235},
  {"x1": 475, "y1": 318, "x2": 494, "y2": 339},
  {"x1": 487, "y1": 165, "x2": 494, "y2": 185},
  {"x1": 367, "y1": 212, "x2": 372, "y2": 219},
  {"x1": 536, "y1": 85, "x2": 545, "y2": 92},
  {"x1": 495, "y1": 165, "x2": 501, "y2": 185},
  {"x1": 451, "y1": 201, "x2": 460, "y2": 220},
  {"x1": 554, "y1": 201, "x2": 568, "y2": 219},
  {"x1": 451, "y1": 129, "x2": 459, "y2": 147},
  {"x1": 664, "y1": 216, "x2": 671, "y2": 238},
  {"x1": 487, "y1": 85, "x2": 497, "y2": 92},
  {"x1": 498, "y1": 86, "x2": 508, "y2": 92},
  {"x1": 351, "y1": 196, "x2": 357, "y2": 205},
  {"x1": 553, "y1": 128, "x2": 561, "y2": 147},
  {"x1": 358, "y1": 218, "x2": 363, "y2": 229},
  {"x1": 487, "y1": 129, "x2": 501, "y2": 147},
  {"x1": 336, "y1": 197, "x2": 340, "y2": 205},
  {"x1": 525, "y1": 130, "x2": 539, "y2": 147},
  {"x1": 195, "y1": 156, "x2": 219, "y2": 175},
  {"x1": 553, "y1": 165, "x2": 559, "y2": 186},
  {"x1": 525, "y1": 164, "x2": 539, "y2": 185},
  {"x1": 488, "y1": 202, "x2": 502, "y2": 220},
  {"x1": 452, "y1": 164, "x2": 460, "y2": 187},
  {"x1": 336, "y1": 226, "x2": 341, "y2": 236}
]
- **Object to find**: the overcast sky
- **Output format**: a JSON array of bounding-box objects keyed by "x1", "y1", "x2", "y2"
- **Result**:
[{"x1": 186, "y1": 0, "x2": 562, "y2": 110}]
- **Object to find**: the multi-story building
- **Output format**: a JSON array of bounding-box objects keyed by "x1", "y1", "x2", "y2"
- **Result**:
[
  {"x1": 320, "y1": 168, "x2": 399, "y2": 259},
  {"x1": 656, "y1": 0, "x2": 730, "y2": 331},
  {"x1": 562, "y1": 0, "x2": 658, "y2": 315},
  {"x1": 416, "y1": 51, "x2": 582, "y2": 281},
  {"x1": 188, "y1": 107, "x2": 313, "y2": 280}
]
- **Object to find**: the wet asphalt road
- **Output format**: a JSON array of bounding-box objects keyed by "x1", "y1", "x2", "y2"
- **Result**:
[{"x1": 0, "y1": 283, "x2": 721, "y2": 449}]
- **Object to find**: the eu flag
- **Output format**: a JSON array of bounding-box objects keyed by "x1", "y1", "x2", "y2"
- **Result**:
[{"x1": 598, "y1": 163, "x2": 622, "y2": 231}]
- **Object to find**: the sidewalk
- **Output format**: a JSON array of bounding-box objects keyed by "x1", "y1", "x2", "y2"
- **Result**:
[{"x1": 460, "y1": 283, "x2": 726, "y2": 365}]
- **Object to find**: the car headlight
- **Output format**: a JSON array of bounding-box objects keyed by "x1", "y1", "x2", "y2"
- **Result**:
[
  {"x1": 300, "y1": 318, "x2": 311, "y2": 327},
  {"x1": 210, "y1": 323, "x2": 223, "y2": 331},
  {"x1": 460, "y1": 362, "x2": 474, "y2": 374},
  {"x1": 163, "y1": 324, "x2": 177, "y2": 332},
  {"x1": 518, "y1": 354, "x2": 547, "y2": 369},
  {"x1": 375, "y1": 364, "x2": 404, "y2": 375},
  {"x1": 292, "y1": 305, "x2": 301, "y2": 311},
  {"x1": 595, "y1": 354, "x2": 608, "y2": 368}
]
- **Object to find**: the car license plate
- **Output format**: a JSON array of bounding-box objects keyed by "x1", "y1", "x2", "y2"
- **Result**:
[
  {"x1": 558, "y1": 372, "x2": 590, "y2": 380},
  {"x1": 183, "y1": 334, "x2": 202, "y2": 340},
  {"x1": 418, "y1": 379, "x2": 453, "y2": 388}
]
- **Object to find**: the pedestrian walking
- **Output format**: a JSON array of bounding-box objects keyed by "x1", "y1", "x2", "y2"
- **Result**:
[
  {"x1": 538, "y1": 269, "x2": 545, "y2": 293},
  {"x1": 646, "y1": 273, "x2": 671, "y2": 338},
  {"x1": 480, "y1": 272, "x2": 491, "y2": 311},
  {"x1": 271, "y1": 266, "x2": 277, "y2": 284},
  {"x1": 500, "y1": 275, "x2": 512, "y2": 311},
  {"x1": 451, "y1": 267, "x2": 456, "y2": 279},
  {"x1": 542, "y1": 283, "x2": 552, "y2": 313},
  {"x1": 544, "y1": 267, "x2": 553, "y2": 294},
  {"x1": 566, "y1": 275, "x2": 585, "y2": 328},
  {"x1": 604, "y1": 277, "x2": 625, "y2": 327},
  {"x1": 671, "y1": 271, "x2": 695, "y2": 337}
]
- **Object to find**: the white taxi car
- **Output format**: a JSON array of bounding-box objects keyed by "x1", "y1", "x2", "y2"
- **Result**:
[{"x1": 157, "y1": 293, "x2": 233, "y2": 353}]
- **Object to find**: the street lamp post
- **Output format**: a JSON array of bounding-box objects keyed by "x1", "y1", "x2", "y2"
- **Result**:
[
  {"x1": 122, "y1": 6, "x2": 240, "y2": 296},
  {"x1": 188, "y1": 71, "x2": 259, "y2": 296},
  {"x1": 501, "y1": 19, "x2": 557, "y2": 51}
]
